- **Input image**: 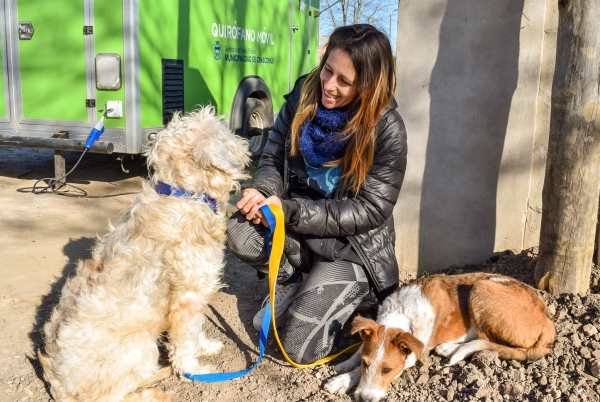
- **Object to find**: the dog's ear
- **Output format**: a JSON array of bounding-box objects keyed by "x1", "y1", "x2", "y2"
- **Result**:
[
  {"x1": 351, "y1": 316, "x2": 379, "y2": 342},
  {"x1": 391, "y1": 331, "x2": 425, "y2": 361}
]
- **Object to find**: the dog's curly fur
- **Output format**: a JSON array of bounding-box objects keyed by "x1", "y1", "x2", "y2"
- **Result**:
[{"x1": 38, "y1": 107, "x2": 250, "y2": 401}]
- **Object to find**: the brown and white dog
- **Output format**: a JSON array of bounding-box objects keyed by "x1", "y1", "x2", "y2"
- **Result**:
[{"x1": 324, "y1": 273, "x2": 555, "y2": 402}]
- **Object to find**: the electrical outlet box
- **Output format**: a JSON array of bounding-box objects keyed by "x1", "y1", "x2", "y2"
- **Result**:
[{"x1": 106, "y1": 101, "x2": 122, "y2": 118}]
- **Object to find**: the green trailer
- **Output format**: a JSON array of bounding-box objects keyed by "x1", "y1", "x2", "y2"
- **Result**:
[{"x1": 0, "y1": 0, "x2": 320, "y2": 175}]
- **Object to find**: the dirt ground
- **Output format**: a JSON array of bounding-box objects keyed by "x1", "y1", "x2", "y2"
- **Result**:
[
  {"x1": 1, "y1": 146, "x2": 599, "y2": 402},
  {"x1": 0, "y1": 146, "x2": 354, "y2": 402}
]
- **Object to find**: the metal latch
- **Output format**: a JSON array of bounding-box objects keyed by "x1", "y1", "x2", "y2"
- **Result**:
[
  {"x1": 86, "y1": 99, "x2": 96, "y2": 108},
  {"x1": 18, "y1": 21, "x2": 34, "y2": 40},
  {"x1": 291, "y1": 26, "x2": 299, "y2": 32},
  {"x1": 83, "y1": 26, "x2": 93, "y2": 35}
]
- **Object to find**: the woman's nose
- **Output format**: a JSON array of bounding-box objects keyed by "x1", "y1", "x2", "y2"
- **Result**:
[{"x1": 323, "y1": 77, "x2": 335, "y2": 92}]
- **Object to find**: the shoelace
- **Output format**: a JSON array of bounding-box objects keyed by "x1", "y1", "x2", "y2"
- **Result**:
[{"x1": 260, "y1": 283, "x2": 297, "y2": 308}]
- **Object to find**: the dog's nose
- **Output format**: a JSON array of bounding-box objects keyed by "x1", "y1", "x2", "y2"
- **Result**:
[{"x1": 358, "y1": 396, "x2": 376, "y2": 402}]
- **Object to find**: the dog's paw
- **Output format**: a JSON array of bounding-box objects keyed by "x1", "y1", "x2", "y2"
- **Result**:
[
  {"x1": 175, "y1": 363, "x2": 217, "y2": 380},
  {"x1": 435, "y1": 342, "x2": 460, "y2": 357},
  {"x1": 173, "y1": 356, "x2": 216, "y2": 378},
  {"x1": 198, "y1": 339, "x2": 223, "y2": 357},
  {"x1": 190, "y1": 364, "x2": 216, "y2": 376},
  {"x1": 324, "y1": 374, "x2": 352, "y2": 395}
]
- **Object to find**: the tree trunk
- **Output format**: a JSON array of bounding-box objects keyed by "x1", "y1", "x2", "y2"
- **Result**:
[{"x1": 535, "y1": 0, "x2": 600, "y2": 295}]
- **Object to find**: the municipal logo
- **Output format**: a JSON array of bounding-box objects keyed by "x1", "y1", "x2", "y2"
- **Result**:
[{"x1": 213, "y1": 41, "x2": 221, "y2": 60}]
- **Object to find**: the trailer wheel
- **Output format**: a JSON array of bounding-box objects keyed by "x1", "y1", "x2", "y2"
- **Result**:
[{"x1": 242, "y1": 98, "x2": 269, "y2": 160}]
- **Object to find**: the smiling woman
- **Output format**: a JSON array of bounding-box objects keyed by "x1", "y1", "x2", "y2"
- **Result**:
[
  {"x1": 320, "y1": 48, "x2": 358, "y2": 109},
  {"x1": 226, "y1": 24, "x2": 408, "y2": 366}
]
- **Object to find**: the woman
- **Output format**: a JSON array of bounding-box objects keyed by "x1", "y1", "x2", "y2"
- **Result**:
[{"x1": 227, "y1": 24, "x2": 407, "y2": 364}]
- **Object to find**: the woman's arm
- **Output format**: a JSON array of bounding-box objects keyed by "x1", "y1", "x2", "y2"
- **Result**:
[
  {"x1": 251, "y1": 77, "x2": 305, "y2": 199},
  {"x1": 282, "y1": 111, "x2": 407, "y2": 237},
  {"x1": 239, "y1": 77, "x2": 306, "y2": 221}
]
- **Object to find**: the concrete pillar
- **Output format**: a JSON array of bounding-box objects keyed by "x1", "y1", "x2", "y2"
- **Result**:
[{"x1": 392, "y1": 0, "x2": 556, "y2": 277}]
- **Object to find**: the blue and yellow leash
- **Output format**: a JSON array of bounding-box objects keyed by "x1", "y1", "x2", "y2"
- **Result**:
[
  {"x1": 260, "y1": 205, "x2": 361, "y2": 368},
  {"x1": 185, "y1": 204, "x2": 360, "y2": 381}
]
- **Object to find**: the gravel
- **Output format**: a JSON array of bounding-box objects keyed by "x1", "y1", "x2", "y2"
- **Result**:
[{"x1": 2, "y1": 247, "x2": 599, "y2": 402}]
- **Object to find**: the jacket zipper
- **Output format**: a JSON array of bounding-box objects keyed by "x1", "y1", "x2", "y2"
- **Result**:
[
  {"x1": 283, "y1": 139, "x2": 290, "y2": 196},
  {"x1": 334, "y1": 116, "x2": 389, "y2": 300},
  {"x1": 347, "y1": 235, "x2": 381, "y2": 299},
  {"x1": 334, "y1": 176, "x2": 381, "y2": 299}
]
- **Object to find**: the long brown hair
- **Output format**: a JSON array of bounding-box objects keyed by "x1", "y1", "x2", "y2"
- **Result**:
[{"x1": 290, "y1": 24, "x2": 396, "y2": 195}]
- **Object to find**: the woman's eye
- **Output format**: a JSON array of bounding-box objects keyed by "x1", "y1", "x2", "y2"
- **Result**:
[{"x1": 338, "y1": 77, "x2": 353, "y2": 86}]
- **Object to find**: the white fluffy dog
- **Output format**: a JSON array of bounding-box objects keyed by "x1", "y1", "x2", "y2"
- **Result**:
[{"x1": 38, "y1": 106, "x2": 250, "y2": 402}]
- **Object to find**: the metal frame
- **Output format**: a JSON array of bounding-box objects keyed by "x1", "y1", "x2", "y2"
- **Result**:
[
  {"x1": 306, "y1": 0, "x2": 312, "y2": 73},
  {"x1": 4, "y1": 0, "x2": 91, "y2": 128},
  {"x1": 0, "y1": 0, "x2": 11, "y2": 123},
  {"x1": 84, "y1": 0, "x2": 97, "y2": 125},
  {"x1": 4, "y1": 0, "x2": 18, "y2": 126},
  {"x1": 123, "y1": 0, "x2": 141, "y2": 154},
  {"x1": 0, "y1": 123, "x2": 123, "y2": 139},
  {"x1": 288, "y1": 0, "x2": 293, "y2": 93}
]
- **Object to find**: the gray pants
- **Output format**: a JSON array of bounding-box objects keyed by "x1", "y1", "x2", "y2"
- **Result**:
[{"x1": 226, "y1": 211, "x2": 370, "y2": 364}]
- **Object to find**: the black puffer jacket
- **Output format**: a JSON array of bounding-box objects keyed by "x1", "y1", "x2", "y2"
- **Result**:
[{"x1": 253, "y1": 76, "x2": 408, "y2": 302}]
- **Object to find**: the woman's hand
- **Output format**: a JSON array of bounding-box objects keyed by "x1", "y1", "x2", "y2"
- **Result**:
[
  {"x1": 236, "y1": 188, "x2": 266, "y2": 220},
  {"x1": 252, "y1": 196, "x2": 283, "y2": 228}
]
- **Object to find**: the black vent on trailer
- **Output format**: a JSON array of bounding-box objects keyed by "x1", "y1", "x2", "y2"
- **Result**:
[{"x1": 162, "y1": 59, "x2": 184, "y2": 125}]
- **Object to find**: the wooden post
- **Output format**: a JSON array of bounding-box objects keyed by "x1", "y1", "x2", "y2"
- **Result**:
[
  {"x1": 535, "y1": 0, "x2": 600, "y2": 295},
  {"x1": 54, "y1": 150, "x2": 66, "y2": 180},
  {"x1": 52, "y1": 131, "x2": 69, "y2": 189}
]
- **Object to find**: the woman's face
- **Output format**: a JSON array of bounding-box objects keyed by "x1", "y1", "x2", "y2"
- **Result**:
[{"x1": 320, "y1": 48, "x2": 358, "y2": 109}]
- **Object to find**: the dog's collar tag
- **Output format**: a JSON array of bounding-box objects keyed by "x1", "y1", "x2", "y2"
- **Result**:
[{"x1": 155, "y1": 181, "x2": 217, "y2": 213}]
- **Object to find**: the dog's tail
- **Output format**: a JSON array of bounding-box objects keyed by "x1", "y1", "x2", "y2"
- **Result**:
[
  {"x1": 482, "y1": 341, "x2": 528, "y2": 360},
  {"x1": 37, "y1": 348, "x2": 50, "y2": 370},
  {"x1": 122, "y1": 367, "x2": 173, "y2": 402},
  {"x1": 37, "y1": 348, "x2": 57, "y2": 382},
  {"x1": 137, "y1": 366, "x2": 172, "y2": 390},
  {"x1": 446, "y1": 333, "x2": 556, "y2": 367},
  {"x1": 446, "y1": 340, "x2": 527, "y2": 366},
  {"x1": 524, "y1": 317, "x2": 556, "y2": 360},
  {"x1": 37, "y1": 347, "x2": 67, "y2": 401},
  {"x1": 123, "y1": 388, "x2": 173, "y2": 402}
]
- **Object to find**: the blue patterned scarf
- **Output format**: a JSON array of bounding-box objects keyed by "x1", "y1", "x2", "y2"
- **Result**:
[{"x1": 299, "y1": 104, "x2": 351, "y2": 168}]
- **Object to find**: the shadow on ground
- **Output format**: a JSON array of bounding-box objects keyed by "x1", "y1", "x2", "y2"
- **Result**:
[{"x1": 28, "y1": 237, "x2": 96, "y2": 389}]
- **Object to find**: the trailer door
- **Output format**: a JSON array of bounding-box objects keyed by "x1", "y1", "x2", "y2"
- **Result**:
[{"x1": 9, "y1": 0, "x2": 90, "y2": 126}]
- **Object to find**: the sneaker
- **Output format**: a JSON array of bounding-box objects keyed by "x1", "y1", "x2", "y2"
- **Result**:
[{"x1": 252, "y1": 281, "x2": 302, "y2": 330}]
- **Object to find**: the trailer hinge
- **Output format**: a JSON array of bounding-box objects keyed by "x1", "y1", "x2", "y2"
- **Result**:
[
  {"x1": 83, "y1": 26, "x2": 93, "y2": 35},
  {"x1": 86, "y1": 99, "x2": 96, "y2": 108}
]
